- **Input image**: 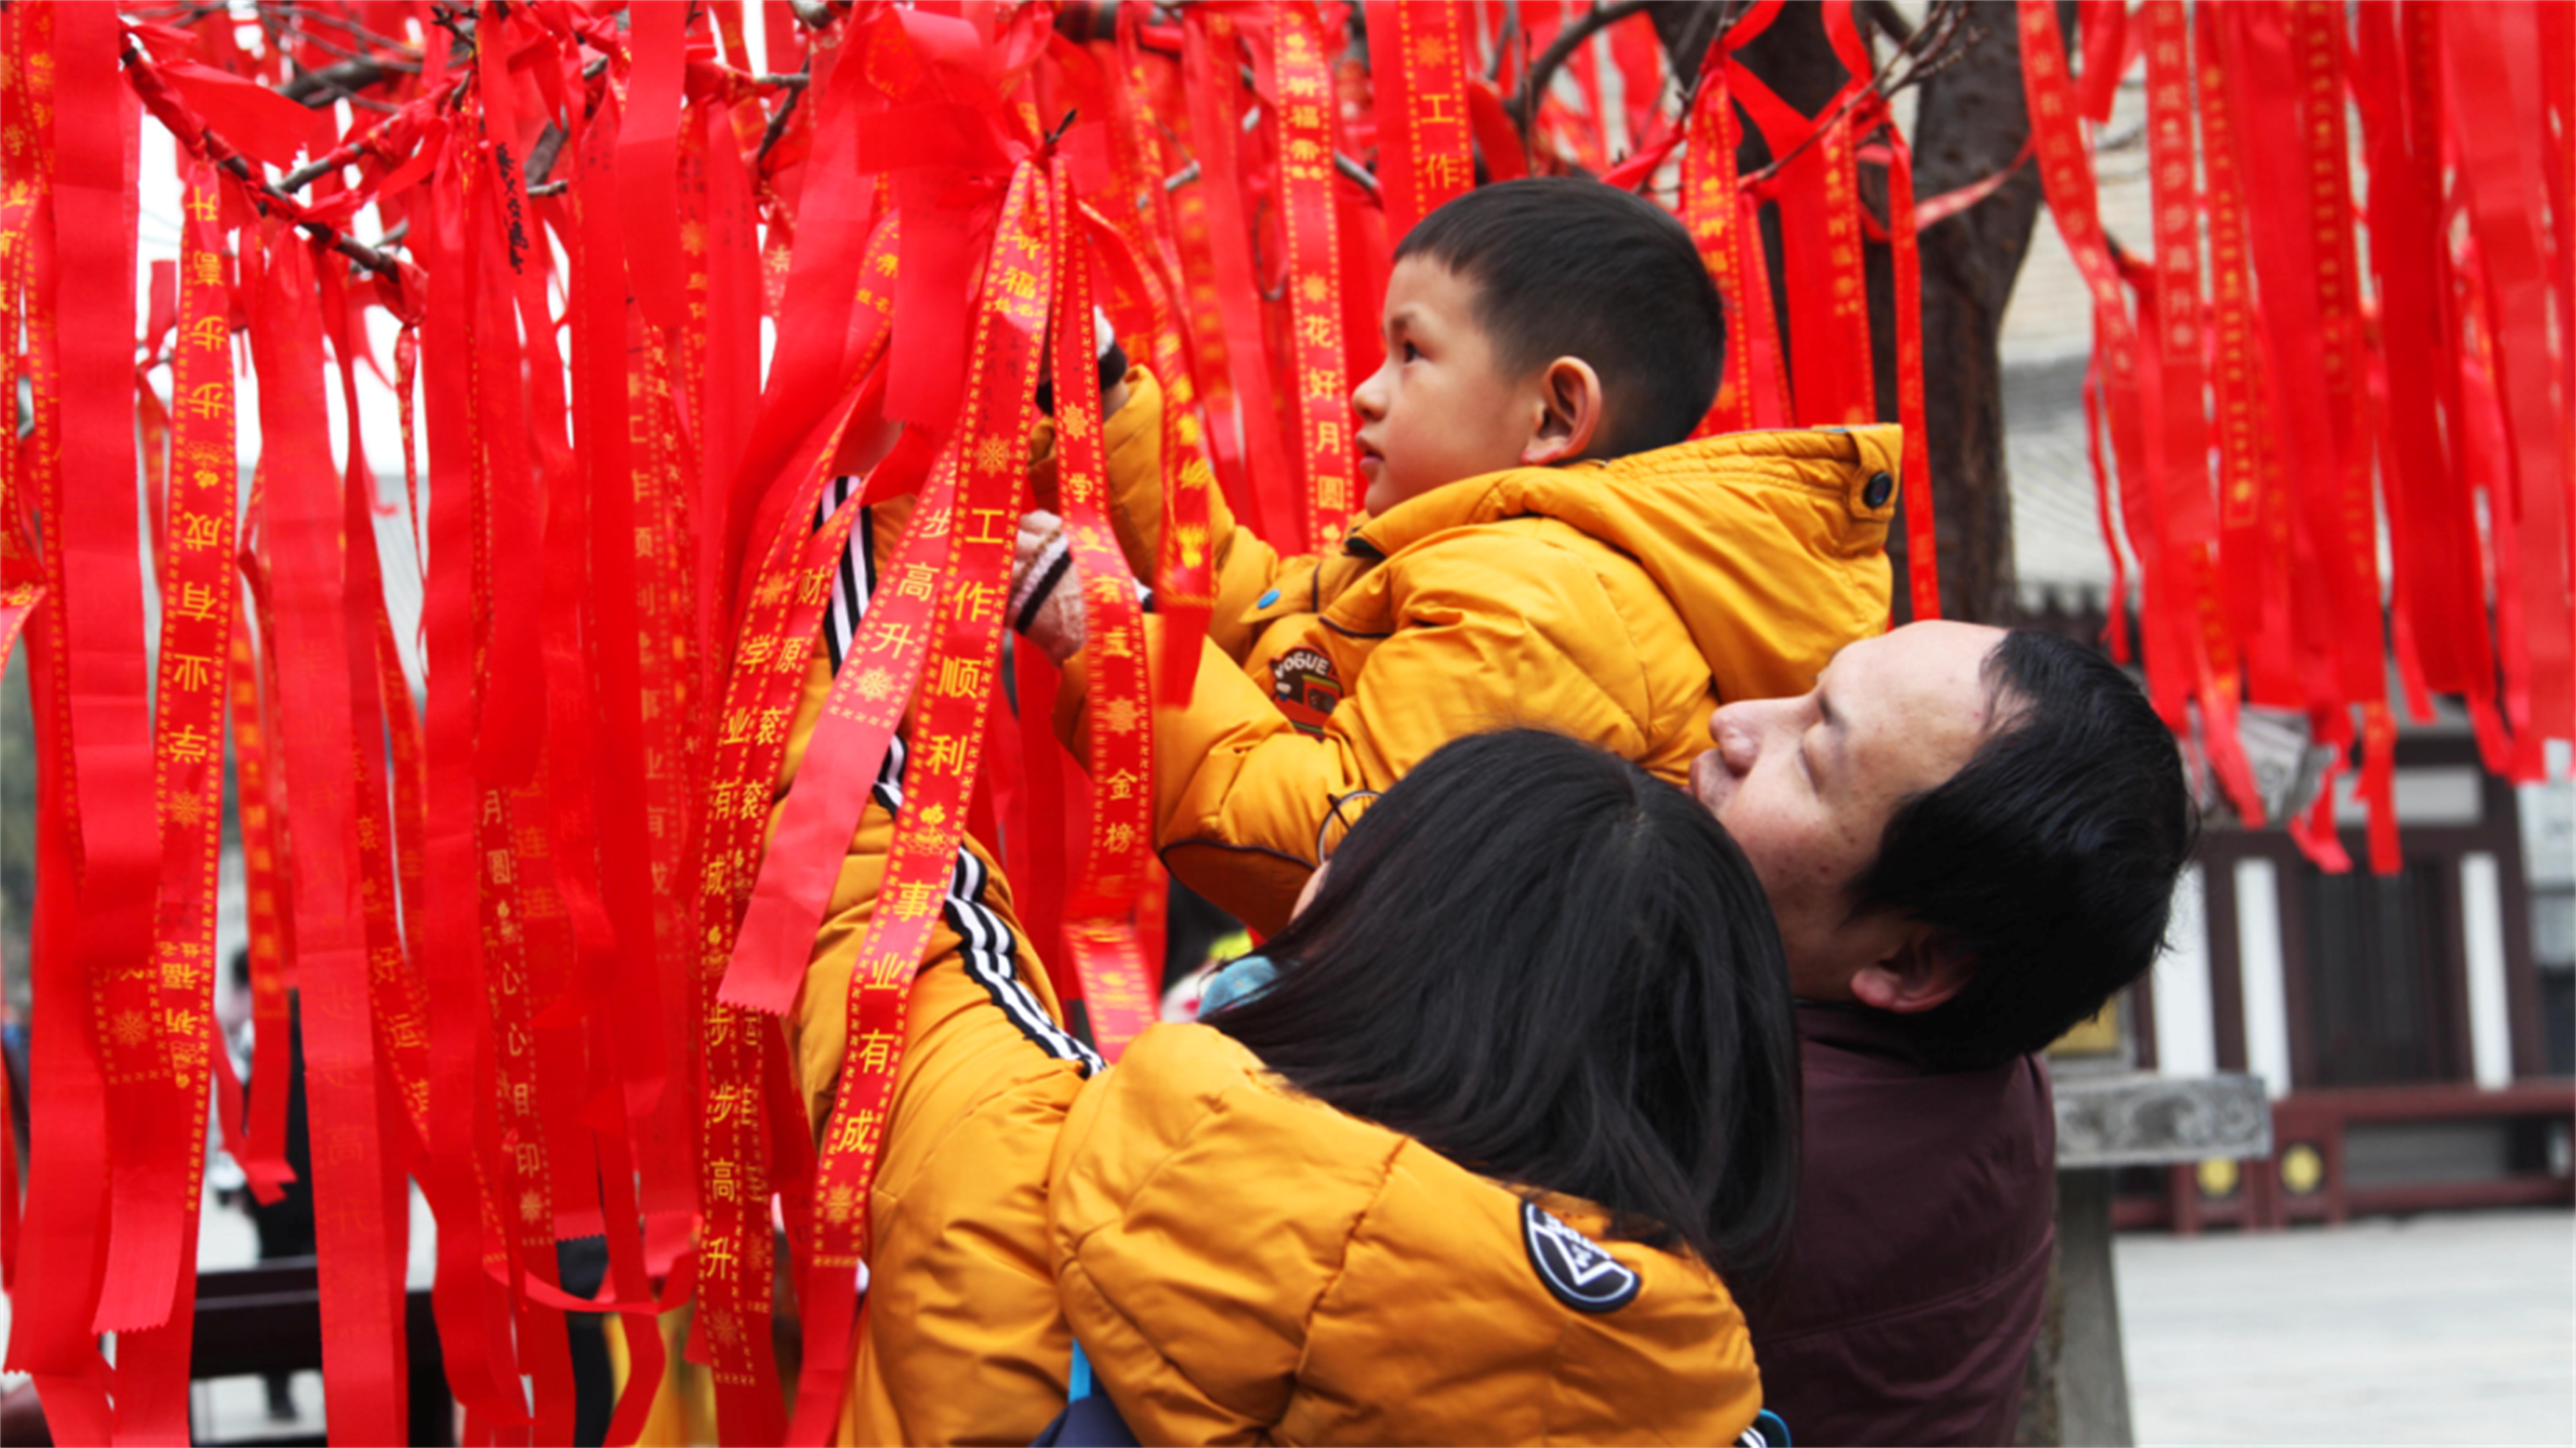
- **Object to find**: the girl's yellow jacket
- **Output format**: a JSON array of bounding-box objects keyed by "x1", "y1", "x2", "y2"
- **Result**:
[
  {"x1": 838, "y1": 975, "x2": 1766, "y2": 1446},
  {"x1": 1045, "y1": 369, "x2": 1901, "y2": 934},
  {"x1": 1050, "y1": 1021, "x2": 1766, "y2": 1446}
]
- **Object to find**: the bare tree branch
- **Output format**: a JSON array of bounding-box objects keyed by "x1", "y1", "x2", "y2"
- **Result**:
[
  {"x1": 1504, "y1": 0, "x2": 1658, "y2": 129},
  {"x1": 281, "y1": 57, "x2": 408, "y2": 106},
  {"x1": 755, "y1": 61, "x2": 811, "y2": 170},
  {"x1": 269, "y1": 1, "x2": 422, "y2": 57}
]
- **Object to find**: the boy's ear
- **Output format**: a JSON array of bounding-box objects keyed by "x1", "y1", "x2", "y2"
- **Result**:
[{"x1": 1519, "y1": 356, "x2": 1605, "y2": 466}]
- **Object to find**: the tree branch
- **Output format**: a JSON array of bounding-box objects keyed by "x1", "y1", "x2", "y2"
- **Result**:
[
  {"x1": 754, "y1": 61, "x2": 810, "y2": 171},
  {"x1": 280, "y1": 53, "x2": 411, "y2": 105},
  {"x1": 269, "y1": 1, "x2": 421, "y2": 57},
  {"x1": 1505, "y1": 0, "x2": 1657, "y2": 129},
  {"x1": 119, "y1": 40, "x2": 412, "y2": 277}
]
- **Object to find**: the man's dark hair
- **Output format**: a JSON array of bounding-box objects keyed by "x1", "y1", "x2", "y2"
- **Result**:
[
  {"x1": 1395, "y1": 177, "x2": 1725, "y2": 457},
  {"x1": 1853, "y1": 629, "x2": 2198, "y2": 1069},
  {"x1": 1211, "y1": 728, "x2": 1802, "y2": 1282}
]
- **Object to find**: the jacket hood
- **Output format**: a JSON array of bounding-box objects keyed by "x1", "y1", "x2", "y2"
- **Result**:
[
  {"x1": 1047, "y1": 1023, "x2": 1762, "y2": 1445},
  {"x1": 1350, "y1": 426, "x2": 1903, "y2": 704}
]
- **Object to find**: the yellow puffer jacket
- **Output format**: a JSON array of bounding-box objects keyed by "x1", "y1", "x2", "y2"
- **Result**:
[
  {"x1": 1052, "y1": 1021, "x2": 1766, "y2": 1446},
  {"x1": 1050, "y1": 369, "x2": 1900, "y2": 934},
  {"x1": 796, "y1": 397, "x2": 1816, "y2": 1443}
]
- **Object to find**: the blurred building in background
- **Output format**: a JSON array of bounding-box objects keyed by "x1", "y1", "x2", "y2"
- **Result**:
[{"x1": 1996, "y1": 119, "x2": 2575, "y2": 1235}]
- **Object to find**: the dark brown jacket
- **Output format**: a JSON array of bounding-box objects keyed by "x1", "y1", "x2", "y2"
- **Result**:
[{"x1": 1743, "y1": 1004, "x2": 2056, "y2": 1446}]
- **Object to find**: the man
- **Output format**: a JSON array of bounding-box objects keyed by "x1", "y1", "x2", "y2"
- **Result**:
[{"x1": 1694, "y1": 620, "x2": 2195, "y2": 1447}]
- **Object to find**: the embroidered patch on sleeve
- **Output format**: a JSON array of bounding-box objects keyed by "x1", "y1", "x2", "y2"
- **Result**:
[
  {"x1": 1521, "y1": 1200, "x2": 1641, "y2": 1315},
  {"x1": 1269, "y1": 645, "x2": 1343, "y2": 737}
]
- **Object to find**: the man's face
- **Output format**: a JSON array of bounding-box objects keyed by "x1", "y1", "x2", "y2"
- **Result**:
[
  {"x1": 1351, "y1": 257, "x2": 1543, "y2": 515},
  {"x1": 1690, "y1": 622, "x2": 2009, "y2": 1000}
]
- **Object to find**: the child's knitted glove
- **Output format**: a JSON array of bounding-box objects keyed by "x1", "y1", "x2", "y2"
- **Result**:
[{"x1": 1009, "y1": 509, "x2": 1086, "y2": 665}]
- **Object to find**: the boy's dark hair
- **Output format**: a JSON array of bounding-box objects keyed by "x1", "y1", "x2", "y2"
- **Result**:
[
  {"x1": 1854, "y1": 630, "x2": 2198, "y2": 1069},
  {"x1": 1395, "y1": 177, "x2": 1725, "y2": 457},
  {"x1": 1210, "y1": 728, "x2": 1802, "y2": 1282}
]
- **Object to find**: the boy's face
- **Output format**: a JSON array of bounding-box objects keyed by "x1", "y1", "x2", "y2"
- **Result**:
[{"x1": 1351, "y1": 258, "x2": 1546, "y2": 516}]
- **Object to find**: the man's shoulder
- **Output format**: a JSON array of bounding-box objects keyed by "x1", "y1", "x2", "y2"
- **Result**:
[
  {"x1": 1744, "y1": 1006, "x2": 2056, "y2": 1445},
  {"x1": 1786, "y1": 1003, "x2": 2056, "y2": 1296}
]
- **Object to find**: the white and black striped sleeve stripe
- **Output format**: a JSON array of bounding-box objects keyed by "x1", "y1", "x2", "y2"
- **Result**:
[
  {"x1": 944, "y1": 846, "x2": 1103, "y2": 1076},
  {"x1": 818, "y1": 477, "x2": 1075, "y2": 1071}
]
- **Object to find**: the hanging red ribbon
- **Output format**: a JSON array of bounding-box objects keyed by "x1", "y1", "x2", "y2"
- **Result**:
[
  {"x1": 1048, "y1": 162, "x2": 1161, "y2": 1060},
  {"x1": 787, "y1": 161, "x2": 1048, "y2": 1448},
  {"x1": 1268, "y1": 6, "x2": 1360, "y2": 544}
]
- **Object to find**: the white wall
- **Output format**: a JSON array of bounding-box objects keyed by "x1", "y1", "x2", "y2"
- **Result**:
[
  {"x1": 2461, "y1": 852, "x2": 2514, "y2": 1088},
  {"x1": 2154, "y1": 865, "x2": 2218, "y2": 1079},
  {"x1": 2234, "y1": 856, "x2": 2294, "y2": 1099}
]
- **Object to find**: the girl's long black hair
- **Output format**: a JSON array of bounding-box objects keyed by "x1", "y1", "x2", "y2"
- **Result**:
[{"x1": 1208, "y1": 728, "x2": 1802, "y2": 1282}]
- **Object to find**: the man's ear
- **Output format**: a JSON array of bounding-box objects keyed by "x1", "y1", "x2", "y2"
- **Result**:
[
  {"x1": 1519, "y1": 356, "x2": 1605, "y2": 466},
  {"x1": 1846, "y1": 926, "x2": 1976, "y2": 1015}
]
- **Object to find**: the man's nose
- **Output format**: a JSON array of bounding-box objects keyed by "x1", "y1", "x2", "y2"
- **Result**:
[{"x1": 1708, "y1": 703, "x2": 1764, "y2": 773}]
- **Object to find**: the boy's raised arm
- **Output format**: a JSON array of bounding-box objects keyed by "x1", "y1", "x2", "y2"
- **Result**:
[
  {"x1": 1027, "y1": 366, "x2": 1293, "y2": 663},
  {"x1": 1048, "y1": 530, "x2": 1655, "y2": 935}
]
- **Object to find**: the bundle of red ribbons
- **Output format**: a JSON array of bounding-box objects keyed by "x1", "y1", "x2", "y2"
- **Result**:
[
  {"x1": 2022, "y1": 0, "x2": 2572, "y2": 875},
  {"x1": 0, "y1": 2, "x2": 2563, "y2": 1444}
]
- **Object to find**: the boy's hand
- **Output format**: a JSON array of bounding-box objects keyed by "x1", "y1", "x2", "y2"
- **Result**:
[
  {"x1": 1010, "y1": 510, "x2": 1086, "y2": 665},
  {"x1": 1011, "y1": 510, "x2": 1064, "y2": 600}
]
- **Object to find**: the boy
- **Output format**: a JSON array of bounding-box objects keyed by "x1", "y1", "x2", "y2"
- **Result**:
[{"x1": 1019, "y1": 177, "x2": 1903, "y2": 934}]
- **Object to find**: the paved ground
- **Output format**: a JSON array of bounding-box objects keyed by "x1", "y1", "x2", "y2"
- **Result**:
[
  {"x1": 2117, "y1": 1208, "x2": 2576, "y2": 1447},
  {"x1": 7, "y1": 1201, "x2": 2568, "y2": 1443}
]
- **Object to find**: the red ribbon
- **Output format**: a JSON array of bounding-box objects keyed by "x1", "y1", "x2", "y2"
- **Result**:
[
  {"x1": 1183, "y1": 10, "x2": 1302, "y2": 549},
  {"x1": 1853, "y1": 101, "x2": 1940, "y2": 622},
  {"x1": 54, "y1": 4, "x2": 192, "y2": 1352},
  {"x1": 247, "y1": 228, "x2": 410, "y2": 1448},
  {"x1": 2195, "y1": 4, "x2": 2296, "y2": 713},
  {"x1": 787, "y1": 161, "x2": 1047, "y2": 1447},
  {"x1": 1366, "y1": 0, "x2": 1473, "y2": 244},
  {"x1": 2441, "y1": 1, "x2": 2574, "y2": 778},
  {"x1": 1050, "y1": 163, "x2": 1161, "y2": 1060},
  {"x1": 1267, "y1": 6, "x2": 1360, "y2": 544}
]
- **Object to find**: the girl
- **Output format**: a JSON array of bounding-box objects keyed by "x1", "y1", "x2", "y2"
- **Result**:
[{"x1": 848, "y1": 728, "x2": 1800, "y2": 1445}]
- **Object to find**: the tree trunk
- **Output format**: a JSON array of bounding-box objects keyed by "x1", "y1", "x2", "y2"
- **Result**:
[{"x1": 1906, "y1": 4, "x2": 2056, "y2": 624}]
